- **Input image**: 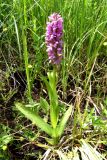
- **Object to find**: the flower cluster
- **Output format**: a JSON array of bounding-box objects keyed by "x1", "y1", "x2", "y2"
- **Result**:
[{"x1": 45, "y1": 13, "x2": 63, "y2": 64}]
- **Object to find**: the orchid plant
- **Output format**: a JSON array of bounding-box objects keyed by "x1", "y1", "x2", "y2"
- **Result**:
[{"x1": 15, "y1": 13, "x2": 72, "y2": 145}]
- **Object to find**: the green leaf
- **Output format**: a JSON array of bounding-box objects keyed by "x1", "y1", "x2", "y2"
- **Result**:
[
  {"x1": 57, "y1": 105, "x2": 72, "y2": 137},
  {"x1": 0, "y1": 135, "x2": 13, "y2": 147},
  {"x1": 41, "y1": 75, "x2": 54, "y2": 101},
  {"x1": 41, "y1": 73, "x2": 58, "y2": 105},
  {"x1": 15, "y1": 102, "x2": 53, "y2": 136},
  {"x1": 41, "y1": 75, "x2": 58, "y2": 128},
  {"x1": 47, "y1": 71, "x2": 57, "y2": 92},
  {"x1": 47, "y1": 71, "x2": 58, "y2": 102},
  {"x1": 104, "y1": 97, "x2": 107, "y2": 106},
  {"x1": 45, "y1": 137, "x2": 56, "y2": 145},
  {"x1": 40, "y1": 97, "x2": 49, "y2": 112}
]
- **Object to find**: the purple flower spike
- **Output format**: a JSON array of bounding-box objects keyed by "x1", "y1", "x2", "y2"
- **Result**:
[{"x1": 45, "y1": 13, "x2": 63, "y2": 64}]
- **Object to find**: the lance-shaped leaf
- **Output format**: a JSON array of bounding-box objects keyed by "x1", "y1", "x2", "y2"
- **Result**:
[
  {"x1": 15, "y1": 102, "x2": 53, "y2": 136},
  {"x1": 41, "y1": 75, "x2": 54, "y2": 101},
  {"x1": 57, "y1": 105, "x2": 72, "y2": 137},
  {"x1": 41, "y1": 75, "x2": 58, "y2": 128},
  {"x1": 40, "y1": 97, "x2": 49, "y2": 112}
]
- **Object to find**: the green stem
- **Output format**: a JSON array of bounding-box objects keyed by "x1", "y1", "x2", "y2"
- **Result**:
[
  {"x1": 22, "y1": 30, "x2": 32, "y2": 101},
  {"x1": 48, "y1": 68, "x2": 59, "y2": 129},
  {"x1": 22, "y1": 0, "x2": 32, "y2": 101}
]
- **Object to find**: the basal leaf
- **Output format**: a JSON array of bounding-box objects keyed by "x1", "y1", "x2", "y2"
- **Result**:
[
  {"x1": 40, "y1": 97, "x2": 49, "y2": 112},
  {"x1": 57, "y1": 105, "x2": 72, "y2": 137},
  {"x1": 15, "y1": 102, "x2": 53, "y2": 136}
]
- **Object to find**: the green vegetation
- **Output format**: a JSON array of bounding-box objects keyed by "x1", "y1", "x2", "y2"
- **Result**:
[{"x1": 0, "y1": 0, "x2": 107, "y2": 159}]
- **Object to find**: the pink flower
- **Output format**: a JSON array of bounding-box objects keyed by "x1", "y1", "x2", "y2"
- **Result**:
[{"x1": 45, "y1": 13, "x2": 63, "y2": 64}]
